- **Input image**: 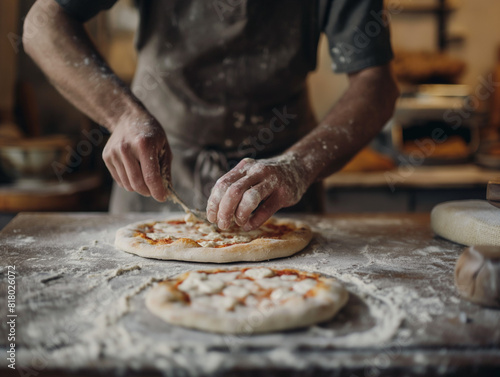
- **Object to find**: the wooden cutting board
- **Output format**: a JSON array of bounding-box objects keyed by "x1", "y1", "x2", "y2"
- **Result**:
[{"x1": 431, "y1": 200, "x2": 500, "y2": 246}]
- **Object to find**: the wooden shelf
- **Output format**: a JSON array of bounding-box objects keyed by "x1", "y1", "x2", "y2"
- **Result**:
[
  {"x1": 388, "y1": 0, "x2": 461, "y2": 50},
  {"x1": 325, "y1": 164, "x2": 500, "y2": 189},
  {"x1": 0, "y1": 173, "x2": 103, "y2": 212},
  {"x1": 395, "y1": 4, "x2": 457, "y2": 14}
]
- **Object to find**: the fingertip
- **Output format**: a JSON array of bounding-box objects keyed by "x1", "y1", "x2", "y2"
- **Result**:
[
  {"x1": 234, "y1": 215, "x2": 245, "y2": 227},
  {"x1": 206, "y1": 195, "x2": 220, "y2": 223},
  {"x1": 149, "y1": 179, "x2": 168, "y2": 202},
  {"x1": 160, "y1": 192, "x2": 168, "y2": 202},
  {"x1": 245, "y1": 206, "x2": 275, "y2": 231},
  {"x1": 137, "y1": 186, "x2": 152, "y2": 197},
  {"x1": 152, "y1": 190, "x2": 167, "y2": 202},
  {"x1": 217, "y1": 218, "x2": 230, "y2": 230},
  {"x1": 207, "y1": 209, "x2": 217, "y2": 223},
  {"x1": 242, "y1": 222, "x2": 254, "y2": 232}
]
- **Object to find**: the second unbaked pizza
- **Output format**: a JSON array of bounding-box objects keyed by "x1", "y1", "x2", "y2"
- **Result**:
[{"x1": 146, "y1": 267, "x2": 348, "y2": 333}]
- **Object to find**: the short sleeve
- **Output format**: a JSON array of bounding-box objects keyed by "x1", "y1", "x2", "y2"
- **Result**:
[
  {"x1": 320, "y1": 0, "x2": 394, "y2": 74},
  {"x1": 54, "y1": 0, "x2": 118, "y2": 22}
]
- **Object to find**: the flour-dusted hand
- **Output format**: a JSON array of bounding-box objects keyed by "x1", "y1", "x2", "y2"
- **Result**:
[
  {"x1": 22, "y1": 0, "x2": 175, "y2": 203},
  {"x1": 206, "y1": 154, "x2": 312, "y2": 231},
  {"x1": 103, "y1": 115, "x2": 172, "y2": 201}
]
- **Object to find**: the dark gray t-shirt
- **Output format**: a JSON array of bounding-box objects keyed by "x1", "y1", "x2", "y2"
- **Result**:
[
  {"x1": 52, "y1": 0, "x2": 393, "y2": 213},
  {"x1": 54, "y1": 0, "x2": 393, "y2": 74}
]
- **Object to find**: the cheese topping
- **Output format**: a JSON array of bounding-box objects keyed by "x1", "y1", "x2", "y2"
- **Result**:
[
  {"x1": 293, "y1": 278, "x2": 317, "y2": 294},
  {"x1": 222, "y1": 285, "x2": 250, "y2": 299},
  {"x1": 170, "y1": 268, "x2": 322, "y2": 312},
  {"x1": 145, "y1": 232, "x2": 170, "y2": 241},
  {"x1": 191, "y1": 295, "x2": 237, "y2": 312},
  {"x1": 137, "y1": 219, "x2": 293, "y2": 248},
  {"x1": 256, "y1": 276, "x2": 295, "y2": 289},
  {"x1": 270, "y1": 287, "x2": 300, "y2": 302},
  {"x1": 178, "y1": 272, "x2": 225, "y2": 296},
  {"x1": 244, "y1": 267, "x2": 274, "y2": 279},
  {"x1": 207, "y1": 271, "x2": 240, "y2": 282}
]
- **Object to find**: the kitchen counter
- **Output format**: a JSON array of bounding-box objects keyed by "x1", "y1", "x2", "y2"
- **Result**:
[
  {"x1": 324, "y1": 164, "x2": 500, "y2": 213},
  {"x1": 1, "y1": 212, "x2": 499, "y2": 376},
  {"x1": 325, "y1": 164, "x2": 499, "y2": 189}
]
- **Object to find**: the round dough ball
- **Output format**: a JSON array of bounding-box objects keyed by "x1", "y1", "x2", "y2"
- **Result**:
[
  {"x1": 431, "y1": 200, "x2": 500, "y2": 246},
  {"x1": 455, "y1": 245, "x2": 500, "y2": 308}
]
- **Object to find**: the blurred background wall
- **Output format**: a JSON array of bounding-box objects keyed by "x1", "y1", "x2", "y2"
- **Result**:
[
  {"x1": 309, "y1": 0, "x2": 500, "y2": 119},
  {"x1": 1, "y1": 0, "x2": 500, "y2": 220},
  {"x1": 3, "y1": 0, "x2": 500, "y2": 138}
]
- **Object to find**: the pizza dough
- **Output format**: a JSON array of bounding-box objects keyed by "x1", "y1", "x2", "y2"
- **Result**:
[
  {"x1": 455, "y1": 246, "x2": 500, "y2": 308},
  {"x1": 115, "y1": 216, "x2": 312, "y2": 263},
  {"x1": 146, "y1": 267, "x2": 349, "y2": 333},
  {"x1": 431, "y1": 200, "x2": 500, "y2": 246}
]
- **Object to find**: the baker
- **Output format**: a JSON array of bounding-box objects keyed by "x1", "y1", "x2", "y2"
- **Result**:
[{"x1": 24, "y1": 0, "x2": 398, "y2": 230}]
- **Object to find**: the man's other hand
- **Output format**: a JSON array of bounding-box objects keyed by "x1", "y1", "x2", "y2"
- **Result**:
[
  {"x1": 206, "y1": 154, "x2": 311, "y2": 231},
  {"x1": 103, "y1": 115, "x2": 171, "y2": 202}
]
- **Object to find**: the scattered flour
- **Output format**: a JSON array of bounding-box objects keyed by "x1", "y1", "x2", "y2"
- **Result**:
[
  {"x1": 10, "y1": 235, "x2": 36, "y2": 245},
  {"x1": 8, "y1": 213, "x2": 469, "y2": 374},
  {"x1": 106, "y1": 264, "x2": 142, "y2": 281}
]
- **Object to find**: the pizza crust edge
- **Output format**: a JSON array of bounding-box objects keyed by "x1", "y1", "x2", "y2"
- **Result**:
[{"x1": 114, "y1": 217, "x2": 313, "y2": 263}]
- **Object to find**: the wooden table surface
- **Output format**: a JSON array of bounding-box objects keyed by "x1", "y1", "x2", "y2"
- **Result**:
[{"x1": 1, "y1": 212, "x2": 499, "y2": 376}]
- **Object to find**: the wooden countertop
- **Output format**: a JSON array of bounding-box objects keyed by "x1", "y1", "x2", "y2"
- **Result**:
[
  {"x1": 325, "y1": 164, "x2": 500, "y2": 189},
  {"x1": 1, "y1": 212, "x2": 499, "y2": 376}
]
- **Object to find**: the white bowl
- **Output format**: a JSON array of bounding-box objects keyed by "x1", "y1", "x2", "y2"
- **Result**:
[{"x1": 0, "y1": 136, "x2": 72, "y2": 181}]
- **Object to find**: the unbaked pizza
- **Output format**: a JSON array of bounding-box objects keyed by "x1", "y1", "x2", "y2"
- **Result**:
[
  {"x1": 146, "y1": 267, "x2": 348, "y2": 333},
  {"x1": 115, "y1": 216, "x2": 312, "y2": 263}
]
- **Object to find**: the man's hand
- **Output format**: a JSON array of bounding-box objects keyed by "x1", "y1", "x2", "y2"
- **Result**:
[
  {"x1": 103, "y1": 115, "x2": 171, "y2": 201},
  {"x1": 206, "y1": 154, "x2": 311, "y2": 231},
  {"x1": 23, "y1": 0, "x2": 173, "y2": 201}
]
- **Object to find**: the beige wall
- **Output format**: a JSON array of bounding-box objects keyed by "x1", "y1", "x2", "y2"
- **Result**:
[
  {"x1": 447, "y1": 0, "x2": 500, "y2": 85},
  {"x1": 307, "y1": 0, "x2": 500, "y2": 120},
  {"x1": 307, "y1": 36, "x2": 349, "y2": 121}
]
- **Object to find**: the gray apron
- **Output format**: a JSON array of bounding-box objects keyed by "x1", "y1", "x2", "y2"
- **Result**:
[{"x1": 110, "y1": 0, "x2": 324, "y2": 214}]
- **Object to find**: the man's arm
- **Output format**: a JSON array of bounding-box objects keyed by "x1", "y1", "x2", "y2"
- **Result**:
[
  {"x1": 207, "y1": 64, "x2": 399, "y2": 230},
  {"x1": 23, "y1": 0, "x2": 170, "y2": 200},
  {"x1": 286, "y1": 65, "x2": 399, "y2": 179}
]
